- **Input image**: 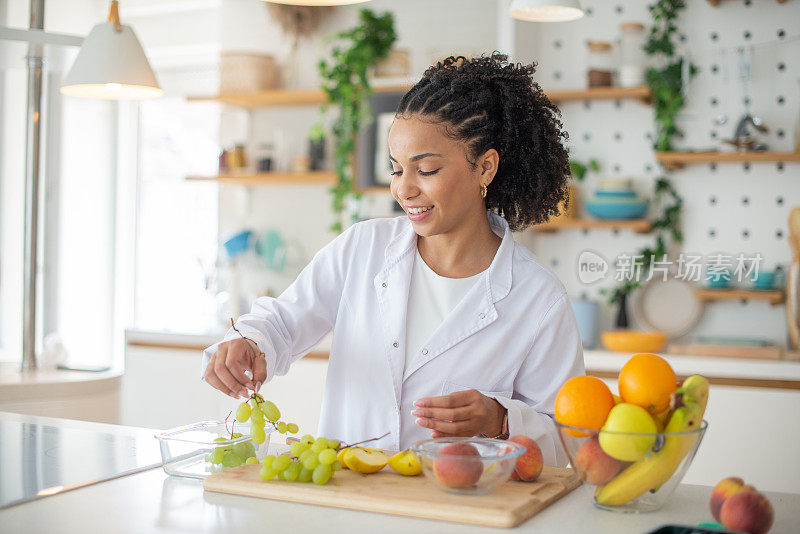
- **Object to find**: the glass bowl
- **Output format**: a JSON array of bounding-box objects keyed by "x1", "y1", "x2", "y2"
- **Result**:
[
  {"x1": 556, "y1": 420, "x2": 707, "y2": 513},
  {"x1": 154, "y1": 420, "x2": 273, "y2": 479},
  {"x1": 410, "y1": 437, "x2": 525, "y2": 495}
]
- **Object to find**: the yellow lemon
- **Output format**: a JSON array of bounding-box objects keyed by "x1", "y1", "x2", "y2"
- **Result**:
[{"x1": 387, "y1": 450, "x2": 422, "y2": 476}]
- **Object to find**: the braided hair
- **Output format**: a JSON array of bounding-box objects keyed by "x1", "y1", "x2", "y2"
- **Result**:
[{"x1": 395, "y1": 52, "x2": 570, "y2": 231}]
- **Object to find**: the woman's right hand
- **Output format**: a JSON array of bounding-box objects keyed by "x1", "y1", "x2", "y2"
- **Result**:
[{"x1": 203, "y1": 338, "x2": 267, "y2": 399}]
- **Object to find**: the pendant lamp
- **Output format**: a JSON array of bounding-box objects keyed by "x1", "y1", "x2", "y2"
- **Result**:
[
  {"x1": 509, "y1": 0, "x2": 584, "y2": 22},
  {"x1": 263, "y1": 1, "x2": 371, "y2": 5},
  {"x1": 60, "y1": 1, "x2": 162, "y2": 100}
]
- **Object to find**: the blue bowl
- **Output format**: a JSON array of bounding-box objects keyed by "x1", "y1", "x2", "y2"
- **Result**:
[
  {"x1": 584, "y1": 198, "x2": 649, "y2": 220},
  {"x1": 752, "y1": 271, "x2": 776, "y2": 290},
  {"x1": 594, "y1": 190, "x2": 637, "y2": 199}
]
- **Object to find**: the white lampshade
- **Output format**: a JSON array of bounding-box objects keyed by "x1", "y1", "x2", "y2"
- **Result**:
[
  {"x1": 263, "y1": 0, "x2": 371, "y2": 5},
  {"x1": 60, "y1": 22, "x2": 162, "y2": 100},
  {"x1": 510, "y1": 0, "x2": 584, "y2": 22}
]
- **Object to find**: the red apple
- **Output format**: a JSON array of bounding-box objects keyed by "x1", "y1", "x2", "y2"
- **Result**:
[
  {"x1": 508, "y1": 435, "x2": 544, "y2": 482},
  {"x1": 710, "y1": 477, "x2": 745, "y2": 522},
  {"x1": 720, "y1": 488, "x2": 774, "y2": 534},
  {"x1": 433, "y1": 443, "x2": 483, "y2": 488},
  {"x1": 575, "y1": 436, "x2": 621, "y2": 486}
]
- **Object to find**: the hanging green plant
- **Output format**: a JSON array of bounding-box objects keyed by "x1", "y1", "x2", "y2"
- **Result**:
[
  {"x1": 644, "y1": 0, "x2": 698, "y2": 152},
  {"x1": 602, "y1": 0, "x2": 691, "y2": 307},
  {"x1": 316, "y1": 9, "x2": 396, "y2": 233}
]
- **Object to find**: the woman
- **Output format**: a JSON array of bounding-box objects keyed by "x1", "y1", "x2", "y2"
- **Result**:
[{"x1": 202, "y1": 53, "x2": 584, "y2": 466}]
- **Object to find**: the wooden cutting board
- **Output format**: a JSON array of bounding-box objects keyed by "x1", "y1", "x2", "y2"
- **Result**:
[{"x1": 203, "y1": 464, "x2": 581, "y2": 528}]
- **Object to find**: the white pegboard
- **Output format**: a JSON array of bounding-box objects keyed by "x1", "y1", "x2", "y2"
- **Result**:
[{"x1": 514, "y1": 0, "x2": 800, "y2": 348}]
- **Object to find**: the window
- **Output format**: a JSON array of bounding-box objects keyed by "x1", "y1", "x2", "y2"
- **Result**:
[{"x1": 133, "y1": 97, "x2": 220, "y2": 334}]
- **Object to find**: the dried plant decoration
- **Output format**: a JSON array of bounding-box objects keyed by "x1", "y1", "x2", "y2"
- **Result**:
[{"x1": 266, "y1": 4, "x2": 333, "y2": 45}]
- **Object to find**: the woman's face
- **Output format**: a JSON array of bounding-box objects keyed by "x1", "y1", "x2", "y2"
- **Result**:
[{"x1": 387, "y1": 115, "x2": 497, "y2": 238}]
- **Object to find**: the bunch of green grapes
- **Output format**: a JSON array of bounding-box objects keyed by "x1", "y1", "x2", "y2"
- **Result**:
[
  {"x1": 235, "y1": 393, "x2": 299, "y2": 445},
  {"x1": 208, "y1": 433, "x2": 259, "y2": 469},
  {"x1": 259, "y1": 434, "x2": 342, "y2": 485}
]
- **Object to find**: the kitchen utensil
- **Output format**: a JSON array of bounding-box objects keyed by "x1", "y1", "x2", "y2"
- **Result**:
[
  {"x1": 556, "y1": 420, "x2": 707, "y2": 512},
  {"x1": 584, "y1": 197, "x2": 649, "y2": 219},
  {"x1": 601, "y1": 329, "x2": 667, "y2": 353},
  {"x1": 155, "y1": 421, "x2": 273, "y2": 479},
  {"x1": 570, "y1": 299, "x2": 599, "y2": 349},
  {"x1": 204, "y1": 461, "x2": 580, "y2": 528},
  {"x1": 255, "y1": 229, "x2": 287, "y2": 272},
  {"x1": 223, "y1": 230, "x2": 253, "y2": 258},
  {"x1": 634, "y1": 276, "x2": 705, "y2": 337},
  {"x1": 666, "y1": 343, "x2": 782, "y2": 360},
  {"x1": 410, "y1": 438, "x2": 524, "y2": 496}
]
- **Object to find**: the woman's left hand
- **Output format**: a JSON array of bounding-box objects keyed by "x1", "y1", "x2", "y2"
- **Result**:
[{"x1": 412, "y1": 389, "x2": 505, "y2": 438}]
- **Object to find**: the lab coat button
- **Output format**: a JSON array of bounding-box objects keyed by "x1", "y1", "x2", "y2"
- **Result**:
[
  {"x1": 382, "y1": 282, "x2": 387, "y2": 288},
  {"x1": 479, "y1": 313, "x2": 486, "y2": 319},
  {"x1": 393, "y1": 341, "x2": 399, "y2": 348},
  {"x1": 421, "y1": 348, "x2": 428, "y2": 355}
]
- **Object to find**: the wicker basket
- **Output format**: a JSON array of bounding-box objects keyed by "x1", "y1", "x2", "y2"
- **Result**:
[{"x1": 220, "y1": 52, "x2": 279, "y2": 94}]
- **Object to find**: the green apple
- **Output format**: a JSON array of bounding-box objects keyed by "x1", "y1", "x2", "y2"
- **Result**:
[{"x1": 599, "y1": 403, "x2": 657, "y2": 461}]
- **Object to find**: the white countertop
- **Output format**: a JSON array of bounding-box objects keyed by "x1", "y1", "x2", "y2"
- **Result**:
[
  {"x1": 2, "y1": 413, "x2": 799, "y2": 533},
  {"x1": 3, "y1": 459, "x2": 799, "y2": 533}
]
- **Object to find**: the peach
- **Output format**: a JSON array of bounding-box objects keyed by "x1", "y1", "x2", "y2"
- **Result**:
[
  {"x1": 508, "y1": 435, "x2": 544, "y2": 482},
  {"x1": 433, "y1": 443, "x2": 483, "y2": 488},
  {"x1": 709, "y1": 477, "x2": 745, "y2": 521},
  {"x1": 574, "y1": 436, "x2": 621, "y2": 486},
  {"x1": 720, "y1": 488, "x2": 774, "y2": 534}
]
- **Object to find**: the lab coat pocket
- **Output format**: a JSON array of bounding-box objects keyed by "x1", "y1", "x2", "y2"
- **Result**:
[{"x1": 440, "y1": 379, "x2": 513, "y2": 402}]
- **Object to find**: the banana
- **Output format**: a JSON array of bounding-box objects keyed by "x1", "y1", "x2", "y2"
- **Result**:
[
  {"x1": 594, "y1": 401, "x2": 703, "y2": 506},
  {"x1": 671, "y1": 374, "x2": 709, "y2": 414}
]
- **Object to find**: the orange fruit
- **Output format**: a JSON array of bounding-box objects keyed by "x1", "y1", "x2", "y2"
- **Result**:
[
  {"x1": 618, "y1": 353, "x2": 678, "y2": 414},
  {"x1": 555, "y1": 376, "x2": 615, "y2": 437}
]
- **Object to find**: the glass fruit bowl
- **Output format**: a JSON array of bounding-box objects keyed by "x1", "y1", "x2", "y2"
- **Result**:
[
  {"x1": 410, "y1": 437, "x2": 525, "y2": 495},
  {"x1": 556, "y1": 420, "x2": 708, "y2": 512},
  {"x1": 155, "y1": 420, "x2": 273, "y2": 479}
]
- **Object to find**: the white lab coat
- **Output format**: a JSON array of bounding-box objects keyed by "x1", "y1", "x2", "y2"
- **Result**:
[{"x1": 202, "y1": 211, "x2": 584, "y2": 466}]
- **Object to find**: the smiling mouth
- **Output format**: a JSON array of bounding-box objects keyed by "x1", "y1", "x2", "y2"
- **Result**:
[{"x1": 407, "y1": 206, "x2": 433, "y2": 215}]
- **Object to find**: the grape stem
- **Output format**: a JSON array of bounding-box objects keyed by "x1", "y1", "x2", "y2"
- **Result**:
[
  {"x1": 230, "y1": 318, "x2": 262, "y2": 361},
  {"x1": 341, "y1": 431, "x2": 391, "y2": 449},
  {"x1": 224, "y1": 410, "x2": 233, "y2": 437}
]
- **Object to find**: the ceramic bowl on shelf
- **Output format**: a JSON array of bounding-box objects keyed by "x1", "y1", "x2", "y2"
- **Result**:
[
  {"x1": 584, "y1": 197, "x2": 649, "y2": 220},
  {"x1": 594, "y1": 190, "x2": 638, "y2": 199},
  {"x1": 556, "y1": 420, "x2": 707, "y2": 513},
  {"x1": 601, "y1": 329, "x2": 667, "y2": 353},
  {"x1": 410, "y1": 437, "x2": 525, "y2": 495}
]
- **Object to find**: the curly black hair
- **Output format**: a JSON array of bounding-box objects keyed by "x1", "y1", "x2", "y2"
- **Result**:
[{"x1": 395, "y1": 52, "x2": 570, "y2": 231}]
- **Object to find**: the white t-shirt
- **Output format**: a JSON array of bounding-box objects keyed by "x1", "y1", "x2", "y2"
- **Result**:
[{"x1": 404, "y1": 249, "x2": 484, "y2": 372}]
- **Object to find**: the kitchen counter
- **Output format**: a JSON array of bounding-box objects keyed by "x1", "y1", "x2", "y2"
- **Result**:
[
  {"x1": 2, "y1": 413, "x2": 799, "y2": 533},
  {"x1": 126, "y1": 329, "x2": 800, "y2": 387}
]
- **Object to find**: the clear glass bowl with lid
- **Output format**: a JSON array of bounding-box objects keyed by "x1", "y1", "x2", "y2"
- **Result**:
[{"x1": 155, "y1": 420, "x2": 273, "y2": 479}]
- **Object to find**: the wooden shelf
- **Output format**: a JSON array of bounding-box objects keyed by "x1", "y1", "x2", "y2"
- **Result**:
[
  {"x1": 694, "y1": 288, "x2": 786, "y2": 306},
  {"x1": 187, "y1": 85, "x2": 652, "y2": 109},
  {"x1": 187, "y1": 85, "x2": 412, "y2": 109},
  {"x1": 533, "y1": 218, "x2": 652, "y2": 233},
  {"x1": 656, "y1": 151, "x2": 800, "y2": 170},
  {"x1": 547, "y1": 86, "x2": 651, "y2": 104},
  {"x1": 707, "y1": 0, "x2": 785, "y2": 5},
  {"x1": 186, "y1": 171, "x2": 336, "y2": 185}
]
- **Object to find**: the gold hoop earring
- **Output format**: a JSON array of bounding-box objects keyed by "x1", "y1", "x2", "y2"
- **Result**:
[{"x1": 481, "y1": 184, "x2": 487, "y2": 198}]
